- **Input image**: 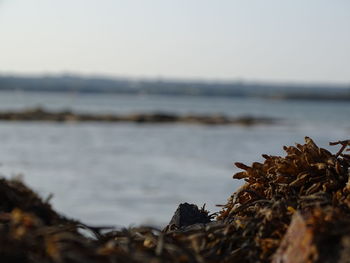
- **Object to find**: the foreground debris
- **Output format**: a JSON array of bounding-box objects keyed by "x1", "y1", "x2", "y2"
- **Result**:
[
  {"x1": 1, "y1": 137, "x2": 350, "y2": 262},
  {"x1": 0, "y1": 107, "x2": 276, "y2": 126}
]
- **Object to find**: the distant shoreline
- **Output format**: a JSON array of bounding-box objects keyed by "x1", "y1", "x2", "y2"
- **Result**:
[
  {"x1": 0, "y1": 107, "x2": 278, "y2": 126},
  {"x1": 2, "y1": 89, "x2": 350, "y2": 102},
  {"x1": 1, "y1": 74, "x2": 349, "y2": 102}
]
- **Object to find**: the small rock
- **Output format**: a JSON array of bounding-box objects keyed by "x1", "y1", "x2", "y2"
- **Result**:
[{"x1": 167, "y1": 203, "x2": 211, "y2": 229}]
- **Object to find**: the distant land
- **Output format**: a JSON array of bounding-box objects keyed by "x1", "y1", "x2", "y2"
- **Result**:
[{"x1": 0, "y1": 74, "x2": 350, "y2": 101}]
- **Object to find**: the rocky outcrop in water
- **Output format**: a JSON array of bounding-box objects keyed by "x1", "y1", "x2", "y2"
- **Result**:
[{"x1": 0, "y1": 107, "x2": 277, "y2": 126}]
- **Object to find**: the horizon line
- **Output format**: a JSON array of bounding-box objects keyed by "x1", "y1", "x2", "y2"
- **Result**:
[{"x1": 1, "y1": 71, "x2": 350, "y2": 87}]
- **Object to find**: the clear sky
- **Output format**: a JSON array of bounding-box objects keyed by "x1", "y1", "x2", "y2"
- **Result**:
[{"x1": 1, "y1": 0, "x2": 350, "y2": 83}]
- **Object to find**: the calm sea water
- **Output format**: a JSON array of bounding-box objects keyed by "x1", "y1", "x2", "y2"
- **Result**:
[{"x1": 0, "y1": 91, "x2": 349, "y2": 226}]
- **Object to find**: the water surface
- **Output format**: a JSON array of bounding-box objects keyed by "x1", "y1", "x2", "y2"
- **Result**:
[{"x1": 0, "y1": 91, "x2": 348, "y2": 226}]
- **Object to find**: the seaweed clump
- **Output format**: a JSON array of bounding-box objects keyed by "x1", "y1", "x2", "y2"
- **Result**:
[
  {"x1": 1, "y1": 137, "x2": 350, "y2": 262},
  {"x1": 216, "y1": 137, "x2": 350, "y2": 262}
]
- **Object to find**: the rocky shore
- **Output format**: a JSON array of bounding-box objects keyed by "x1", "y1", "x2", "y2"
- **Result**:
[
  {"x1": 1, "y1": 137, "x2": 350, "y2": 262},
  {"x1": 0, "y1": 107, "x2": 277, "y2": 126}
]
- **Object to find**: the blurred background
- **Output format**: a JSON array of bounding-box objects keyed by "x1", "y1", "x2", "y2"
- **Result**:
[{"x1": 0, "y1": 0, "x2": 349, "y2": 227}]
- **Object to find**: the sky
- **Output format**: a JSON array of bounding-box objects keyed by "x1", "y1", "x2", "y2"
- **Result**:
[{"x1": 0, "y1": 0, "x2": 350, "y2": 83}]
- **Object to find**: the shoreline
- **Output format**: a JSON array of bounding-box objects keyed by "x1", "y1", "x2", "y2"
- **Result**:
[{"x1": 0, "y1": 107, "x2": 278, "y2": 126}]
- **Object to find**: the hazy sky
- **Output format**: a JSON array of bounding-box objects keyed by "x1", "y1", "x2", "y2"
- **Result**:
[{"x1": 1, "y1": 0, "x2": 350, "y2": 83}]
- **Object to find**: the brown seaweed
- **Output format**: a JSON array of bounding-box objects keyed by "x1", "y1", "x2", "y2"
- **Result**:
[{"x1": 1, "y1": 137, "x2": 350, "y2": 262}]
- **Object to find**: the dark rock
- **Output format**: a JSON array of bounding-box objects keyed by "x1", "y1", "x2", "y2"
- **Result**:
[{"x1": 168, "y1": 203, "x2": 211, "y2": 229}]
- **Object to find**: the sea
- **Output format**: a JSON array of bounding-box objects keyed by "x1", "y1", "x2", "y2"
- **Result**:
[{"x1": 0, "y1": 91, "x2": 349, "y2": 227}]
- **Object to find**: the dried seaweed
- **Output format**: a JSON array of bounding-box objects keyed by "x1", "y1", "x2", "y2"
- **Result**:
[
  {"x1": 217, "y1": 137, "x2": 350, "y2": 262},
  {"x1": 1, "y1": 137, "x2": 350, "y2": 262}
]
